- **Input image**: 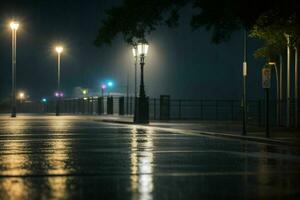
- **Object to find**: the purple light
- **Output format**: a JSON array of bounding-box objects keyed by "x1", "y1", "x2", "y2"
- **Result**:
[
  {"x1": 55, "y1": 92, "x2": 64, "y2": 97},
  {"x1": 101, "y1": 84, "x2": 107, "y2": 89}
]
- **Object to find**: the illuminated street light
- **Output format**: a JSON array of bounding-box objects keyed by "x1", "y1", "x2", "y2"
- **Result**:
[
  {"x1": 132, "y1": 46, "x2": 138, "y2": 119},
  {"x1": 268, "y1": 62, "x2": 280, "y2": 125},
  {"x1": 19, "y1": 92, "x2": 24, "y2": 99},
  {"x1": 101, "y1": 84, "x2": 106, "y2": 97},
  {"x1": 10, "y1": 21, "x2": 19, "y2": 117},
  {"x1": 18, "y1": 92, "x2": 25, "y2": 103},
  {"x1": 284, "y1": 33, "x2": 291, "y2": 127},
  {"x1": 82, "y1": 89, "x2": 88, "y2": 96},
  {"x1": 55, "y1": 45, "x2": 63, "y2": 116},
  {"x1": 134, "y1": 42, "x2": 149, "y2": 124}
]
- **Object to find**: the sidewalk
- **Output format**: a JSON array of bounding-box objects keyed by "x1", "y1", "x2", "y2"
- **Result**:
[{"x1": 93, "y1": 115, "x2": 300, "y2": 147}]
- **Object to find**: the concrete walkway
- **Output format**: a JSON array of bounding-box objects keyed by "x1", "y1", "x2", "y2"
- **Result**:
[{"x1": 92, "y1": 115, "x2": 300, "y2": 146}]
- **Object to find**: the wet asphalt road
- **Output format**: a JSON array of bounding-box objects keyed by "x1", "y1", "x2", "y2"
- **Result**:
[{"x1": 0, "y1": 115, "x2": 300, "y2": 200}]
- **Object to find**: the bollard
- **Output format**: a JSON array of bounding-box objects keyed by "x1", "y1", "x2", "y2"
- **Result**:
[{"x1": 119, "y1": 97, "x2": 125, "y2": 115}]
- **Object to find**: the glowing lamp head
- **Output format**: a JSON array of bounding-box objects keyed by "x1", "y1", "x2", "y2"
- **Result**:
[
  {"x1": 55, "y1": 46, "x2": 63, "y2": 54},
  {"x1": 55, "y1": 92, "x2": 60, "y2": 97},
  {"x1": 132, "y1": 47, "x2": 137, "y2": 57},
  {"x1": 101, "y1": 84, "x2": 107, "y2": 90},
  {"x1": 19, "y1": 92, "x2": 25, "y2": 99},
  {"x1": 10, "y1": 22, "x2": 19, "y2": 30},
  {"x1": 42, "y1": 98, "x2": 47, "y2": 103},
  {"x1": 137, "y1": 43, "x2": 149, "y2": 57},
  {"x1": 82, "y1": 89, "x2": 88, "y2": 95},
  {"x1": 268, "y1": 62, "x2": 276, "y2": 66}
]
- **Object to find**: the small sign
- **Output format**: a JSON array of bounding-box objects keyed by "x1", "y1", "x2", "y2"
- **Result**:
[{"x1": 262, "y1": 68, "x2": 271, "y2": 88}]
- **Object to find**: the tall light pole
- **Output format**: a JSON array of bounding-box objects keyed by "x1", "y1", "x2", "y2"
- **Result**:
[
  {"x1": 295, "y1": 46, "x2": 298, "y2": 128},
  {"x1": 132, "y1": 46, "x2": 138, "y2": 119},
  {"x1": 10, "y1": 21, "x2": 19, "y2": 118},
  {"x1": 132, "y1": 46, "x2": 138, "y2": 98},
  {"x1": 55, "y1": 46, "x2": 63, "y2": 116},
  {"x1": 101, "y1": 84, "x2": 106, "y2": 97},
  {"x1": 137, "y1": 43, "x2": 148, "y2": 99},
  {"x1": 134, "y1": 42, "x2": 149, "y2": 124},
  {"x1": 268, "y1": 62, "x2": 280, "y2": 125},
  {"x1": 279, "y1": 55, "x2": 283, "y2": 126},
  {"x1": 242, "y1": 29, "x2": 248, "y2": 135},
  {"x1": 284, "y1": 33, "x2": 291, "y2": 127}
]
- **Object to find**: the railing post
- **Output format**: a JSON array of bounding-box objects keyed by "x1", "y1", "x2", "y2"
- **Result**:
[
  {"x1": 258, "y1": 100, "x2": 262, "y2": 126},
  {"x1": 200, "y1": 100, "x2": 203, "y2": 120},
  {"x1": 107, "y1": 96, "x2": 113, "y2": 115},
  {"x1": 231, "y1": 100, "x2": 234, "y2": 121},
  {"x1": 153, "y1": 99, "x2": 156, "y2": 120},
  {"x1": 119, "y1": 97, "x2": 125, "y2": 115},
  {"x1": 216, "y1": 100, "x2": 219, "y2": 120},
  {"x1": 178, "y1": 100, "x2": 182, "y2": 119}
]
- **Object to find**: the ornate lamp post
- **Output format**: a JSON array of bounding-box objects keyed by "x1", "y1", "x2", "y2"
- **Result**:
[{"x1": 134, "y1": 42, "x2": 149, "y2": 124}]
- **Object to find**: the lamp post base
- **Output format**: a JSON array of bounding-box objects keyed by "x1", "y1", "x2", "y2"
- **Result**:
[
  {"x1": 11, "y1": 107, "x2": 16, "y2": 118},
  {"x1": 56, "y1": 100, "x2": 60, "y2": 116},
  {"x1": 134, "y1": 97, "x2": 149, "y2": 124}
]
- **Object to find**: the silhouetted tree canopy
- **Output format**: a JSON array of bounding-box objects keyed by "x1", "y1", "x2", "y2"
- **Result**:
[
  {"x1": 95, "y1": 0, "x2": 300, "y2": 46},
  {"x1": 250, "y1": 12, "x2": 299, "y2": 62}
]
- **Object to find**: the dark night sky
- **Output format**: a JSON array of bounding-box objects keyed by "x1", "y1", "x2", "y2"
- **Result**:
[{"x1": 0, "y1": 0, "x2": 269, "y2": 101}]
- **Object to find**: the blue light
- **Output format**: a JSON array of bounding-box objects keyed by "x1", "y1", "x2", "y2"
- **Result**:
[
  {"x1": 42, "y1": 98, "x2": 47, "y2": 103},
  {"x1": 107, "y1": 81, "x2": 114, "y2": 87}
]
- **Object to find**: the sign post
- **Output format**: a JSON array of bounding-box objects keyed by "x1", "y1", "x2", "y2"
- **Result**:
[{"x1": 262, "y1": 67, "x2": 271, "y2": 138}]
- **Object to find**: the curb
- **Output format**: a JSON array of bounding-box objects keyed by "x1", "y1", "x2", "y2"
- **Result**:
[{"x1": 95, "y1": 119, "x2": 300, "y2": 148}]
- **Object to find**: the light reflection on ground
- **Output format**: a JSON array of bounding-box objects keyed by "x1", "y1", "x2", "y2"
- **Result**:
[{"x1": 130, "y1": 128, "x2": 154, "y2": 200}]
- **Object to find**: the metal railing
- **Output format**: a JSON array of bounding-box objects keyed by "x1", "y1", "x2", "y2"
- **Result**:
[{"x1": 1, "y1": 96, "x2": 299, "y2": 127}]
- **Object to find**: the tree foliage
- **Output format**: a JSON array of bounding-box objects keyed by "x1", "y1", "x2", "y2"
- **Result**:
[
  {"x1": 95, "y1": 0, "x2": 300, "y2": 46},
  {"x1": 250, "y1": 12, "x2": 299, "y2": 60}
]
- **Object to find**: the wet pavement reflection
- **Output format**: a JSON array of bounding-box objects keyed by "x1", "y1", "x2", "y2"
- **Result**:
[{"x1": 0, "y1": 115, "x2": 300, "y2": 199}]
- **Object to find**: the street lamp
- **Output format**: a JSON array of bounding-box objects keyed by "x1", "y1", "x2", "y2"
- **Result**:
[
  {"x1": 242, "y1": 29, "x2": 248, "y2": 135},
  {"x1": 137, "y1": 43, "x2": 149, "y2": 98},
  {"x1": 132, "y1": 46, "x2": 138, "y2": 118},
  {"x1": 101, "y1": 84, "x2": 106, "y2": 97},
  {"x1": 82, "y1": 89, "x2": 88, "y2": 96},
  {"x1": 55, "y1": 46, "x2": 63, "y2": 116},
  {"x1": 132, "y1": 47, "x2": 138, "y2": 99},
  {"x1": 268, "y1": 62, "x2": 280, "y2": 125},
  {"x1": 284, "y1": 33, "x2": 291, "y2": 127},
  {"x1": 294, "y1": 46, "x2": 298, "y2": 128},
  {"x1": 18, "y1": 92, "x2": 25, "y2": 102},
  {"x1": 134, "y1": 42, "x2": 149, "y2": 124},
  {"x1": 10, "y1": 21, "x2": 19, "y2": 117}
]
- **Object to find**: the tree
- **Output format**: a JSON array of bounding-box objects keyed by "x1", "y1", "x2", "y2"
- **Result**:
[
  {"x1": 95, "y1": 0, "x2": 300, "y2": 46},
  {"x1": 250, "y1": 12, "x2": 299, "y2": 60}
]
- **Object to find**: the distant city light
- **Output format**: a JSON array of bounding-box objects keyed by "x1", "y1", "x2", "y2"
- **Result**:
[
  {"x1": 55, "y1": 92, "x2": 64, "y2": 97},
  {"x1": 82, "y1": 89, "x2": 88, "y2": 95},
  {"x1": 107, "y1": 81, "x2": 113, "y2": 87}
]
